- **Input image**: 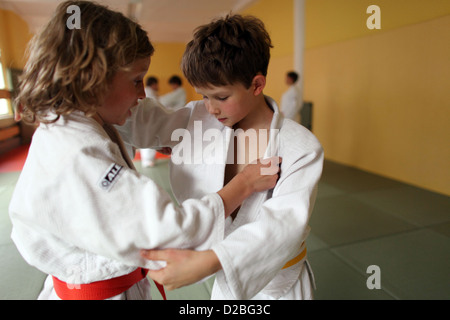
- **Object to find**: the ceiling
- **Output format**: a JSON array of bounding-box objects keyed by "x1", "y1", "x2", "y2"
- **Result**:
[{"x1": 0, "y1": 0, "x2": 258, "y2": 42}]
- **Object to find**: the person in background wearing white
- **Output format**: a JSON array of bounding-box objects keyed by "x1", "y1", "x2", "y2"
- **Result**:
[
  {"x1": 159, "y1": 75, "x2": 186, "y2": 111},
  {"x1": 141, "y1": 76, "x2": 159, "y2": 167},
  {"x1": 144, "y1": 76, "x2": 159, "y2": 100},
  {"x1": 280, "y1": 71, "x2": 302, "y2": 123}
]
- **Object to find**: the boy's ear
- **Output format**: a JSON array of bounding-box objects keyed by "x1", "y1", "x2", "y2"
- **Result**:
[{"x1": 252, "y1": 75, "x2": 266, "y2": 96}]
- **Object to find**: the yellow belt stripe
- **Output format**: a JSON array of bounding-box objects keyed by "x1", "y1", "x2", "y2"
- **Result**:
[{"x1": 282, "y1": 247, "x2": 307, "y2": 269}]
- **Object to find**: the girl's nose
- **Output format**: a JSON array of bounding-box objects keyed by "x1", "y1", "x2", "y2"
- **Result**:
[{"x1": 137, "y1": 82, "x2": 146, "y2": 99}]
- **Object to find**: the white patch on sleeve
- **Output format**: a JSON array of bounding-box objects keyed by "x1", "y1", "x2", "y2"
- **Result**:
[{"x1": 99, "y1": 163, "x2": 123, "y2": 191}]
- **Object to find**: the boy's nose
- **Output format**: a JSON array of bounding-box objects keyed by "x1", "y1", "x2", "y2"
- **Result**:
[{"x1": 206, "y1": 101, "x2": 220, "y2": 115}]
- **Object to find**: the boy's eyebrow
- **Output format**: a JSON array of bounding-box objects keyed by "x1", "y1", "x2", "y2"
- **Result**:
[{"x1": 195, "y1": 87, "x2": 231, "y2": 96}]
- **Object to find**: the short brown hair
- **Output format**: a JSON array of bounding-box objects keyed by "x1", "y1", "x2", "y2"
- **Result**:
[
  {"x1": 16, "y1": 0, "x2": 154, "y2": 124},
  {"x1": 181, "y1": 14, "x2": 273, "y2": 89}
]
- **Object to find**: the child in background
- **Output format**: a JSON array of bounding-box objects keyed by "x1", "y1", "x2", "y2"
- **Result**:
[
  {"x1": 140, "y1": 14, "x2": 324, "y2": 300},
  {"x1": 159, "y1": 75, "x2": 187, "y2": 111},
  {"x1": 9, "y1": 1, "x2": 279, "y2": 300},
  {"x1": 144, "y1": 76, "x2": 160, "y2": 101},
  {"x1": 140, "y1": 76, "x2": 160, "y2": 167},
  {"x1": 281, "y1": 71, "x2": 302, "y2": 122}
]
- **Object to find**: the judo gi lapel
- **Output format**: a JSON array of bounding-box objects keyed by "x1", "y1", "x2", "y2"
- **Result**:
[
  {"x1": 226, "y1": 97, "x2": 284, "y2": 232},
  {"x1": 103, "y1": 123, "x2": 136, "y2": 170},
  {"x1": 170, "y1": 103, "x2": 229, "y2": 202},
  {"x1": 201, "y1": 114, "x2": 232, "y2": 192},
  {"x1": 92, "y1": 113, "x2": 136, "y2": 170}
]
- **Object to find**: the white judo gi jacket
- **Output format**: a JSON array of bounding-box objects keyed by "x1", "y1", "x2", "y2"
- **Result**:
[
  {"x1": 8, "y1": 99, "x2": 225, "y2": 299},
  {"x1": 281, "y1": 85, "x2": 302, "y2": 121},
  {"x1": 157, "y1": 97, "x2": 323, "y2": 299}
]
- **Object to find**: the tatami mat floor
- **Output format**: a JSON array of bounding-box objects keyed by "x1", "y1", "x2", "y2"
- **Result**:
[{"x1": 0, "y1": 146, "x2": 449, "y2": 300}]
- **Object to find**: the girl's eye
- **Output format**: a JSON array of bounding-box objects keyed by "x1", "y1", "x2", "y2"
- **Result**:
[
  {"x1": 202, "y1": 95, "x2": 209, "y2": 100},
  {"x1": 134, "y1": 79, "x2": 143, "y2": 86}
]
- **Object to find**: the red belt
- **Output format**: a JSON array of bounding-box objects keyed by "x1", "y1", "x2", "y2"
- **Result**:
[{"x1": 52, "y1": 268, "x2": 166, "y2": 300}]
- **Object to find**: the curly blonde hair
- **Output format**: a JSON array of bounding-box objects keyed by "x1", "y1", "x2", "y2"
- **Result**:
[{"x1": 16, "y1": 0, "x2": 154, "y2": 124}]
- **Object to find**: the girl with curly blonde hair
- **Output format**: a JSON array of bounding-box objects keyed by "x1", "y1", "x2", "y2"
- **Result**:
[{"x1": 9, "y1": 1, "x2": 278, "y2": 300}]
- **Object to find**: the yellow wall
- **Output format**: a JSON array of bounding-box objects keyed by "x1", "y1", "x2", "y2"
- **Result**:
[
  {"x1": 241, "y1": 0, "x2": 450, "y2": 195},
  {"x1": 145, "y1": 42, "x2": 201, "y2": 102},
  {"x1": 0, "y1": 9, "x2": 33, "y2": 72},
  {"x1": 302, "y1": 0, "x2": 450, "y2": 195},
  {"x1": 0, "y1": 9, "x2": 33, "y2": 118},
  {"x1": 305, "y1": 0, "x2": 450, "y2": 49},
  {"x1": 242, "y1": 0, "x2": 295, "y2": 104}
]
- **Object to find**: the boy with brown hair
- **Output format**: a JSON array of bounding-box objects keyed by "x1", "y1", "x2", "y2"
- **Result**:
[{"x1": 141, "y1": 14, "x2": 324, "y2": 300}]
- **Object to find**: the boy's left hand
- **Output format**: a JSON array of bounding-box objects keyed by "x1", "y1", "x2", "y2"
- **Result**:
[{"x1": 156, "y1": 147, "x2": 172, "y2": 155}]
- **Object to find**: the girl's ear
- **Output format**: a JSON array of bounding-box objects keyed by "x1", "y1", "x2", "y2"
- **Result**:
[{"x1": 252, "y1": 74, "x2": 266, "y2": 96}]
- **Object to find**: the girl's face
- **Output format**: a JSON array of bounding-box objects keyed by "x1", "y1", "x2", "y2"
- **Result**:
[{"x1": 97, "y1": 57, "x2": 150, "y2": 125}]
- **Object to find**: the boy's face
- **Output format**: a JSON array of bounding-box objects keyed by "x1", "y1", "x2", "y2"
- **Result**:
[
  {"x1": 285, "y1": 75, "x2": 294, "y2": 86},
  {"x1": 195, "y1": 81, "x2": 259, "y2": 128},
  {"x1": 98, "y1": 57, "x2": 150, "y2": 125},
  {"x1": 170, "y1": 83, "x2": 180, "y2": 90}
]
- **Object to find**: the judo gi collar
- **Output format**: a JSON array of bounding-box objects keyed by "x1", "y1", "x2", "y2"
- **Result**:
[{"x1": 92, "y1": 113, "x2": 136, "y2": 170}]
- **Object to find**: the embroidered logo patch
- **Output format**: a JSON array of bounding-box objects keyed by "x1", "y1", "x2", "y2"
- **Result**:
[{"x1": 99, "y1": 163, "x2": 123, "y2": 191}]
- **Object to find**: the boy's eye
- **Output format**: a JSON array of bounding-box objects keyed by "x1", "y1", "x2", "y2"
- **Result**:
[{"x1": 202, "y1": 95, "x2": 228, "y2": 101}]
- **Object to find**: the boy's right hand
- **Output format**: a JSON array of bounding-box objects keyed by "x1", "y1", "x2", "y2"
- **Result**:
[
  {"x1": 240, "y1": 156, "x2": 281, "y2": 193},
  {"x1": 217, "y1": 156, "x2": 281, "y2": 218}
]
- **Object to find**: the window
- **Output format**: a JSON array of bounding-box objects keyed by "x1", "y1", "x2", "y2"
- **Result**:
[
  {"x1": 0, "y1": 50, "x2": 13, "y2": 117},
  {"x1": 0, "y1": 100, "x2": 9, "y2": 115}
]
